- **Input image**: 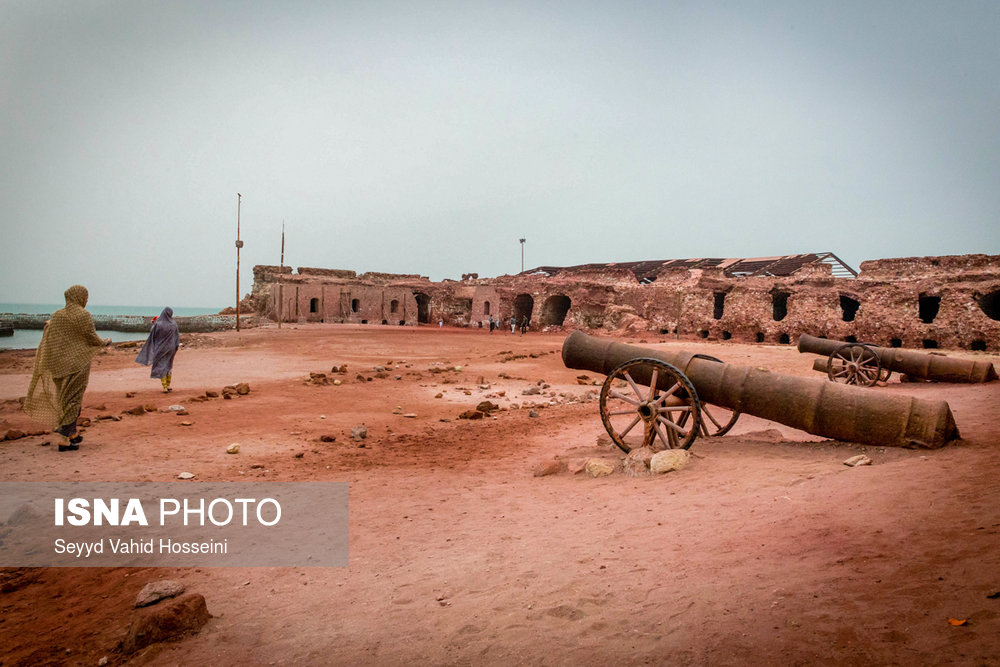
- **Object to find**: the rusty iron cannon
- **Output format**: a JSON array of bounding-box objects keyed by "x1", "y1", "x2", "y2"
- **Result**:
[
  {"x1": 561, "y1": 330, "x2": 959, "y2": 452},
  {"x1": 797, "y1": 334, "x2": 998, "y2": 386}
]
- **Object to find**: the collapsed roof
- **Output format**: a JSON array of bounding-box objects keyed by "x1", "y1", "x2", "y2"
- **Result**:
[{"x1": 523, "y1": 252, "x2": 857, "y2": 283}]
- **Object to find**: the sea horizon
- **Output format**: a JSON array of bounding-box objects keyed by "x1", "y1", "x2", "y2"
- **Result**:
[{"x1": 0, "y1": 303, "x2": 226, "y2": 351}]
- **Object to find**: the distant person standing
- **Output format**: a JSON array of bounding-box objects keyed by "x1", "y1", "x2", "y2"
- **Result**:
[
  {"x1": 23, "y1": 285, "x2": 111, "y2": 452},
  {"x1": 510, "y1": 316, "x2": 516, "y2": 334},
  {"x1": 520, "y1": 315, "x2": 529, "y2": 334},
  {"x1": 136, "y1": 307, "x2": 180, "y2": 393},
  {"x1": 488, "y1": 316, "x2": 495, "y2": 333}
]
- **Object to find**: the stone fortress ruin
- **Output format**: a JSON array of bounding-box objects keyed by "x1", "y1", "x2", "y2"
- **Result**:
[{"x1": 248, "y1": 253, "x2": 1000, "y2": 352}]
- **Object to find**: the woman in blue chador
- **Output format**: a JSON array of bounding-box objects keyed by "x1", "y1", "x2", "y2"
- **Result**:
[{"x1": 136, "y1": 307, "x2": 180, "y2": 392}]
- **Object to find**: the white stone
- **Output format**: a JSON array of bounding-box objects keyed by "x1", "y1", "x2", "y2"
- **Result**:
[{"x1": 649, "y1": 449, "x2": 691, "y2": 474}]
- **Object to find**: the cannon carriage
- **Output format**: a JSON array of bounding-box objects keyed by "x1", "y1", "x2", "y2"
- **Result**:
[
  {"x1": 562, "y1": 331, "x2": 960, "y2": 453},
  {"x1": 797, "y1": 334, "x2": 998, "y2": 386}
]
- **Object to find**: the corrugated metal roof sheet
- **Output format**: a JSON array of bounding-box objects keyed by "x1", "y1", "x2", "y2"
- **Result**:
[{"x1": 522, "y1": 253, "x2": 856, "y2": 280}]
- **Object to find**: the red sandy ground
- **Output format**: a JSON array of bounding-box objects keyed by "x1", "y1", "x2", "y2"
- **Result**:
[{"x1": 1, "y1": 325, "x2": 998, "y2": 666}]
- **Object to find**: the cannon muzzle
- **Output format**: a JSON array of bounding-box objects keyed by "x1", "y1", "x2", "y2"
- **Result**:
[
  {"x1": 797, "y1": 334, "x2": 997, "y2": 383},
  {"x1": 562, "y1": 330, "x2": 959, "y2": 448}
]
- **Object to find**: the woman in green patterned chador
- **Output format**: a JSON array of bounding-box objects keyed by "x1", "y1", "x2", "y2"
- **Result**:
[{"x1": 23, "y1": 285, "x2": 110, "y2": 452}]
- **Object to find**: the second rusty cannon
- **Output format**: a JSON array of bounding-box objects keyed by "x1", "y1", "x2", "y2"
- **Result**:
[
  {"x1": 797, "y1": 334, "x2": 998, "y2": 386},
  {"x1": 561, "y1": 330, "x2": 960, "y2": 453}
]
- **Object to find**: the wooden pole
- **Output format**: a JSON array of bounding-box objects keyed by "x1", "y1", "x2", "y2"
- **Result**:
[
  {"x1": 236, "y1": 193, "x2": 242, "y2": 332},
  {"x1": 278, "y1": 222, "x2": 284, "y2": 329}
]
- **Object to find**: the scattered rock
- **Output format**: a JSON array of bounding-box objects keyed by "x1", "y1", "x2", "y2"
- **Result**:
[
  {"x1": 319, "y1": 435, "x2": 337, "y2": 443},
  {"x1": 294, "y1": 452, "x2": 305, "y2": 458},
  {"x1": 623, "y1": 447, "x2": 655, "y2": 476},
  {"x1": 179, "y1": 421, "x2": 193, "y2": 427},
  {"x1": 121, "y1": 593, "x2": 210, "y2": 655},
  {"x1": 167, "y1": 405, "x2": 185, "y2": 412},
  {"x1": 226, "y1": 443, "x2": 240, "y2": 454},
  {"x1": 528, "y1": 410, "x2": 540, "y2": 418},
  {"x1": 533, "y1": 459, "x2": 565, "y2": 477},
  {"x1": 584, "y1": 458, "x2": 616, "y2": 477},
  {"x1": 649, "y1": 449, "x2": 690, "y2": 474},
  {"x1": 123, "y1": 405, "x2": 146, "y2": 416},
  {"x1": 135, "y1": 580, "x2": 186, "y2": 608},
  {"x1": 205, "y1": 391, "x2": 219, "y2": 398},
  {"x1": 351, "y1": 426, "x2": 368, "y2": 441},
  {"x1": 844, "y1": 454, "x2": 873, "y2": 467},
  {"x1": 3, "y1": 429, "x2": 26, "y2": 441},
  {"x1": 434, "y1": 393, "x2": 443, "y2": 399},
  {"x1": 333, "y1": 379, "x2": 342, "y2": 386},
  {"x1": 522, "y1": 386, "x2": 542, "y2": 396},
  {"x1": 459, "y1": 410, "x2": 485, "y2": 420},
  {"x1": 235, "y1": 383, "x2": 251, "y2": 395},
  {"x1": 125, "y1": 392, "x2": 135, "y2": 398},
  {"x1": 476, "y1": 401, "x2": 499, "y2": 413},
  {"x1": 177, "y1": 472, "x2": 195, "y2": 480},
  {"x1": 403, "y1": 413, "x2": 417, "y2": 419}
]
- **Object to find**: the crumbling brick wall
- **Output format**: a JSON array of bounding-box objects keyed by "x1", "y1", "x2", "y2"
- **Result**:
[{"x1": 249, "y1": 254, "x2": 1000, "y2": 351}]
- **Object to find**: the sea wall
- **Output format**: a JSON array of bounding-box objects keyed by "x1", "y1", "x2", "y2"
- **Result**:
[{"x1": 0, "y1": 313, "x2": 242, "y2": 333}]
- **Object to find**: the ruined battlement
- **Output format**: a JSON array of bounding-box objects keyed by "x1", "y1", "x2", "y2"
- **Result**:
[{"x1": 249, "y1": 253, "x2": 1000, "y2": 351}]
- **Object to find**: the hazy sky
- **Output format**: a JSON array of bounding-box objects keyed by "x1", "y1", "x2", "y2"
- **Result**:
[{"x1": 2, "y1": 1, "x2": 998, "y2": 308}]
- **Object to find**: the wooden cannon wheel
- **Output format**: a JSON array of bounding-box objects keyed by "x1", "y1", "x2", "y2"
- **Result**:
[
  {"x1": 858, "y1": 341, "x2": 892, "y2": 383},
  {"x1": 826, "y1": 343, "x2": 882, "y2": 387},
  {"x1": 676, "y1": 354, "x2": 741, "y2": 436},
  {"x1": 599, "y1": 357, "x2": 701, "y2": 453}
]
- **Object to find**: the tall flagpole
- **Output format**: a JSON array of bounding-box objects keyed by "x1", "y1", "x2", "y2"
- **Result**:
[{"x1": 235, "y1": 193, "x2": 243, "y2": 332}]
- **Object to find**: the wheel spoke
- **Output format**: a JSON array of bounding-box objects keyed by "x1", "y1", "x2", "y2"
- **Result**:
[
  {"x1": 608, "y1": 390, "x2": 640, "y2": 406},
  {"x1": 648, "y1": 368, "x2": 659, "y2": 402},
  {"x1": 618, "y1": 414, "x2": 642, "y2": 438},
  {"x1": 607, "y1": 409, "x2": 637, "y2": 417},
  {"x1": 622, "y1": 371, "x2": 644, "y2": 400}
]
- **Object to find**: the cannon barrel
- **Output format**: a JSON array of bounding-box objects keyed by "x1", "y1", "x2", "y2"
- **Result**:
[
  {"x1": 562, "y1": 330, "x2": 959, "y2": 449},
  {"x1": 797, "y1": 334, "x2": 998, "y2": 383}
]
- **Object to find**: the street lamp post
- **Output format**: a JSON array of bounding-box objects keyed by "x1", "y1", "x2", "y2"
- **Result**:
[{"x1": 519, "y1": 238, "x2": 525, "y2": 273}]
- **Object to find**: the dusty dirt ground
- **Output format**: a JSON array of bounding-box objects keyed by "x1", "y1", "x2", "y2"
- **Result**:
[{"x1": 1, "y1": 324, "x2": 999, "y2": 666}]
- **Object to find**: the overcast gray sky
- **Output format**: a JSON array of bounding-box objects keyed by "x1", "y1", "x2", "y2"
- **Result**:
[{"x1": 2, "y1": 1, "x2": 998, "y2": 308}]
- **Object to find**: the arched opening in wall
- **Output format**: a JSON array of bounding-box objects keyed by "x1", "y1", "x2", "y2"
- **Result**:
[
  {"x1": 713, "y1": 292, "x2": 726, "y2": 320},
  {"x1": 458, "y1": 298, "x2": 473, "y2": 322},
  {"x1": 513, "y1": 293, "x2": 534, "y2": 325},
  {"x1": 351, "y1": 299, "x2": 360, "y2": 313},
  {"x1": 698, "y1": 330, "x2": 709, "y2": 339},
  {"x1": 779, "y1": 333, "x2": 790, "y2": 344},
  {"x1": 721, "y1": 331, "x2": 732, "y2": 340},
  {"x1": 309, "y1": 298, "x2": 319, "y2": 314},
  {"x1": 382, "y1": 320, "x2": 388, "y2": 325},
  {"x1": 755, "y1": 332, "x2": 765, "y2": 343},
  {"x1": 413, "y1": 292, "x2": 431, "y2": 324},
  {"x1": 971, "y1": 339, "x2": 987, "y2": 351},
  {"x1": 922, "y1": 339, "x2": 938, "y2": 349},
  {"x1": 484, "y1": 301, "x2": 491, "y2": 316},
  {"x1": 845, "y1": 335, "x2": 857, "y2": 343},
  {"x1": 772, "y1": 291, "x2": 789, "y2": 322},
  {"x1": 659, "y1": 328, "x2": 670, "y2": 335},
  {"x1": 839, "y1": 295, "x2": 860, "y2": 322},
  {"x1": 977, "y1": 290, "x2": 1000, "y2": 320},
  {"x1": 390, "y1": 300, "x2": 399, "y2": 314},
  {"x1": 918, "y1": 294, "x2": 940, "y2": 323},
  {"x1": 890, "y1": 338, "x2": 902, "y2": 348},
  {"x1": 540, "y1": 295, "x2": 571, "y2": 326}
]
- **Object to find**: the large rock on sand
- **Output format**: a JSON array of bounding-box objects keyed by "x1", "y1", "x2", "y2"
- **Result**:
[
  {"x1": 649, "y1": 449, "x2": 691, "y2": 474},
  {"x1": 122, "y1": 593, "x2": 210, "y2": 654}
]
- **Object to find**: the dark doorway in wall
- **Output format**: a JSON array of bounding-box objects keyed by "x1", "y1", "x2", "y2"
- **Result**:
[
  {"x1": 540, "y1": 295, "x2": 571, "y2": 326},
  {"x1": 839, "y1": 295, "x2": 860, "y2": 322},
  {"x1": 698, "y1": 330, "x2": 709, "y2": 339},
  {"x1": 779, "y1": 333, "x2": 790, "y2": 344},
  {"x1": 513, "y1": 293, "x2": 534, "y2": 325},
  {"x1": 309, "y1": 298, "x2": 319, "y2": 314},
  {"x1": 922, "y1": 339, "x2": 938, "y2": 349},
  {"x1": 484, "y1": 301, "x2": 491, "y2": 316},
  {"x1": 390, "y1": 299, "x2": 399, "y2": 314},
  {"x1": 351, "y1": 299, "x2": 360, "y2": 313},
  {"x1": 890, "y1": 338, "x2": 902, "y2": 348},
  {"x1": 755, "y1": 332, "x2": 765, "y2": 343},
  {"x1": 721, "y1": 331, "x2": 732, "y2": 340},
  {"x1": 977, "y1": 290, "x2": 1000, "y2": 321},
  {"x1": 772, "y1": 292, "x2": 789, "y2": 321},
  {"x1": 713, "y1": 292, "x2": 726, "y2": 320},
  {"x1": 413, "y1": 292, "x2": 430, "y2": 324},
  {"x1": 845, "y1": 335, "x2": 857, "y2": 343},
  {"x1": 971, "y1": 339, "x2": 987, "y2": 351},
  {"x1": 918, "y1": 294, "x2": 940, "y2": 323}
]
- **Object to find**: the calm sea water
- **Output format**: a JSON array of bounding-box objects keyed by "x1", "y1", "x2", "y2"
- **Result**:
[{"x1": 0, "y1": 303, "x2": 223, "y2": 350}]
